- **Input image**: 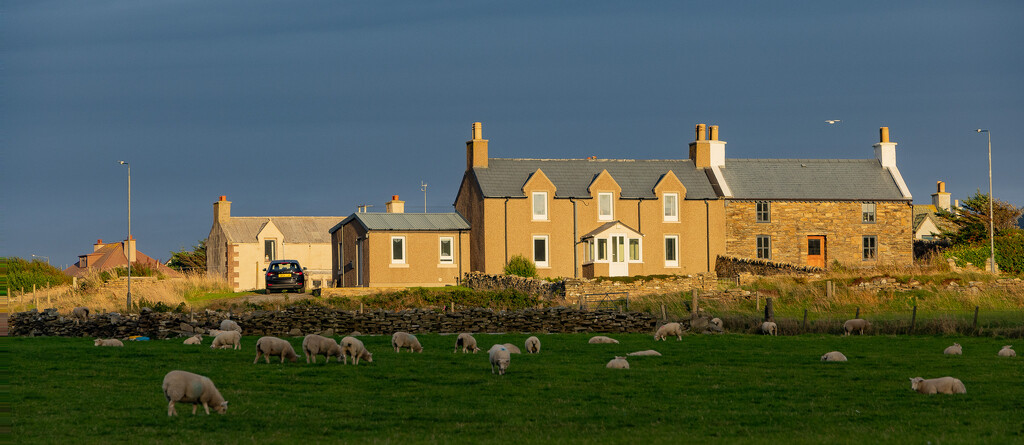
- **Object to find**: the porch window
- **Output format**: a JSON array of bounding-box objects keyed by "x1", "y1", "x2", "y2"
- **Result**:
[
  {"x1": 629, "y1": 238, "x2": 641, "y2": 261},
  {"x1": 596, "y1": 238, "x2": 608, "y2": 261}
]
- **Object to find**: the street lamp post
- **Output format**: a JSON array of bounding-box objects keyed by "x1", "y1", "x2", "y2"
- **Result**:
[
  {"x1": 976, "y1": 129, "x2": 995, "y2": 274},
  {"x1": 118, "y1": 160, "x2": 132, "y2": 310},
  {"x1": 31, "y1": 254, "x2": 50, "y2": 265}
]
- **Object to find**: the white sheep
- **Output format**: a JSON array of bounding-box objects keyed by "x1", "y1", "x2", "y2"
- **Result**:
[
  {"x1": 820, "y1": 351, "x2": 847, "y2": 362},
  {"x1": 94, "y1": 338, "x2": 124, "y2": 347},
  {"x1": 211, "y1": 330, "x2": 241, "y2": 350},
  {"x1": 302, "y1": 334, "x2": 342, "y2": 364},
  {"x1": 943, "y1": 343, "x2": 962, "y2": 355},
  {"x1": 71, "y1": 306, "x2": 90, "y2": 324},
  {"x1": 502, "y1": 343, "x2": 522, "y2": 354},
  {"x1": 606, "y1": 356, "x2": 630, "y2": 369},
  {"x1": 489, "y1": 344, "x2": 510, "y2": 375},
  {"x1": 455, "y1": 333, "x2": 480, "y2": 353},
  {"x1": 710, "y1": 317, "x2": 723, "y2": 329},
  {"x1": 909, "y1": 376, "x2": 966, "y2": 394},
  {"x1": 588, "y1": 336, "x2": 619, "y2": 344},
  {"x1": 843, "y1": 319, "x2": 871, "y2": 336},
  {"x1": 760, "y1": 321, "x2": 778, "y2": 336},
  {"x1": 207, "y1": 329, "x2": 228, "y2": 337},
  {"x1": 253, "y1": 336, "x2": 299, "y2": 364},
  {"x1": 525, "y1": 336, "x2": 541, "y2": 354},
  {"x1": 654, "y1": 322, "x2": 683, "y2": 341},
  {"x1": 162, "y1": 370, "x2": 228, "y2": 416},
  {"x1": 997, "y1": 345, "x2": 1016, "y2": 357},
  {"x1": 628, "y1": 350, "x2": 662, "y2": 357},
  {"x1": 183, "y1": 334, "x2": 203, "y2": 345},
  {"x1": 220, "y1": 319, "x2": 242, "y2": 333},
  {"x1": 392, "y1": 331, "x2": 423, "y2": 353},
  {"x1": 341, "y1": 336, "x2": 373, "y2": 365}
]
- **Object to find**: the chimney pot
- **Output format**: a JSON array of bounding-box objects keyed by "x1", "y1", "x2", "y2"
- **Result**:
[
  {"x1": 392, "y1": 195, "x2": 399, "y2": 201},
  {"x1": 695, "y1": 124, "x2": 707, "y2": 141},
  {"x1": 472, "y1": 122, "x2": 483, "y2": 140},
  {"x1": 709, "y1": 125, "x2": 719, "y2": 141},
  {"x1": 879, "y1": 127, "x2": 890, "y2": 143},
  {"x1": 97, "y1": 239, "x2": 103, "y2": 244},
  {"x1": 937, "y1": 181, "x2": 945, "y2": 193},
  {"x1": 219, "y1": 195, "x2": 226, "y2": 201}
]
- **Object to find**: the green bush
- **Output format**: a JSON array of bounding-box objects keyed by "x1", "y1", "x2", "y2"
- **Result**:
[
  {"x1": 942, "y1": 230, "x2": 1024, "y2": 275},
  {"x1": 504, "y1": 254, "x2": 537, "y2": 278},
  {"x1": 3, "y1": 257, "x2": 72, "y2": 291}
]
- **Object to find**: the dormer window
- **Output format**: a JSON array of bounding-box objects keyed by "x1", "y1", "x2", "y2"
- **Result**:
[
  {"x1": 598, "y1": 193, "x2": 613, "y2": 221},
  {"x1": 532, "y1": 192, "x2": 548, "y2": 221},
  {"x1": 663, "y1": 193, "x2": 678, "y2": 222}
]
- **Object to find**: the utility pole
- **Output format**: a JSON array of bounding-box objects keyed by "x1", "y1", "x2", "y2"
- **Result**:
[{"x1": 421, "y1": 181, "x2": 428, "y2": 213}]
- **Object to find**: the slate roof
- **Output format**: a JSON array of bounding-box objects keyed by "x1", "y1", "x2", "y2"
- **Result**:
[
  {"x1": 219, "y1": 217, "x2": 343, "y2": 244},
  {"x1": 471, "y1": 158, "x2": 719, "y2": 200},
  {"x1": 718, "y1": 159, "x2": 907, "y2": 201},
  {"x1": 333, "y1": 212, "x2": 471, "y2": 233}
]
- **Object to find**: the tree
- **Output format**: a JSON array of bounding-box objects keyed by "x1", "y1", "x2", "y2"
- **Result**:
[
  {"x1": 937, "y1": 191, "x2": 1023, "y2": 245},
  {"x1": 168, "y1": 239, "x2": 207, "y2": 272}
]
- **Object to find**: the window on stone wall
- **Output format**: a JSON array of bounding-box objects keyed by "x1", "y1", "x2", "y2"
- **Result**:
[
  {"x1": 756, "y1": 201, "x2": 770, "y2": 223},
  {"x1": 863, "y1": 236, "x2": 877, "y2": 260},
  {"x1": 862, "y1": 202, "x2": 876, "y2": 223},
  {"x1": 757, "y1": 235, "x2": 771, "y2": 259},
  {"x1": 264, "y1": 239, "x2": 276, "y2": 262}
]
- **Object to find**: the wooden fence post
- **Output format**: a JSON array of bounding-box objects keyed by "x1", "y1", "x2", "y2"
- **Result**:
[
  {"x1": 826, "y1": 281, "x2": 833, "y2": 299},
  {"x1": 910, "y1": 305, "x2": 917, "y2": 333},
  {"x1": 972, "y1": 306, "x2": 979, "y2": 333},
  {"x1": 855, "y1": 307, "x2": 860, "y2": 319},
  {"x1": 691, "y1": 289, "x2": 699, "y2": 318},
  {"x1": 802, "y1": 309, "x2": 808, "y2": 332},
  {"x1": 661, "y1": 304, "x2": 667, "y2": 321},
  {"x1": 765, "y1": 297, "x2": 774, "y2": 322}
]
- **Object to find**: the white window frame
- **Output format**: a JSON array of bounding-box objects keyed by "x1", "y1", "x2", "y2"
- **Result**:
[
  {"x1": 756, "y1": 235, "x2": 771, "y2": 260},
  {"x1": 664, "y1": 235, "x2": 679, "y2": 267},
  {"x1": 391, "y1": 236, "x2": 406, "y2": 264},
  {"x1": 598, "y1": 193, "x2": 613, "y2": 221},
  {"x1": 584, "y1": 239, "x2": 594, "y2": 263},
  {"x1": 628, "y1": 238, "x2": 642, "y2": 262},
  {"x1": 533, "y1": 235, "x2": 549, "y2": 268},
  {"x1": 663, "y1": 193, "x2": 679, "y2": 222},
  {"x1": 596, "y1": 238, "x2": 608, "y2": 261},
  {"x1": 532, "y1": 192, "x2": 548, "y2": 221},
  {"x1": 439, "y1": 236, "x2": 454, "y2": 264}
]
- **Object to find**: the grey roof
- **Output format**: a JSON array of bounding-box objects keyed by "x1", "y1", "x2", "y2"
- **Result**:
[
  {"x1": 719, "y1": 159, "x2": 907, "y2": 201},
  {"x1": 220, "y1": 217, "x2": 344, "y2": 243},
  {"x1": 472, "y1": 158, "x2": 719, "y2": 200},
  {"x1": 580, "y1": 221, "x2": 643, "y2": 239},
  {"x1": 335, "y1": 212, "x2": 470, "y2": 232}
]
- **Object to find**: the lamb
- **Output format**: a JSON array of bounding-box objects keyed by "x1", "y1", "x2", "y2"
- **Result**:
[
  {"x1": 943, "y1": 343, "x2": 962, "y2": 355},
  {"x1": 392, "y1": 331, "x2": 423, "y2": 353},
  {"x1": 820, "y1": 351, "x2": 848, "y2": 362},
  {"x1": 606, "y1": 356, "x2": 630, "y2": 369},
  {"x1": 94, "y1": 338, "x2": 124, "y2": 347},
  {"x1": 253, "y1": 336, "x2": 299, "y2": 364},
  {"x1": 502, "y1": 343, "x2": 522, "y2": 354},
  {"x1": 454, "y1": 333, "x2": 480, "y2": 353},
  {"x1": 997, "y1": 345, "x2": 1016, "y2": 357},
  {"x1": 710, "y1": 317, "x2": 723, "y2": 329},
  {"x1": 628, "y1": 350, "x2": 662, "y2": 357},
  {"x1": 220, "y1": 319, "x2": 242, "y2": 333},
  {"x1": 654, "y1": 322, "x2": 683, "y2": 341},
  {"x1": 183, "y1": 334, "x2": 203, "y2": 345},
  {"x1": 341, "y1": 336, "x2": 373, "y2": 365},
  {"x1": 71, "y1": 306, "x2": 90, "y2": 324},
  {"x1": 302, "y1": 334, "x2": 343, "y2": 364},
  {"x1": 489, "y1": 344, "x2": 511, "y2": 375},
  {"x1": 525, "y1": 336, "x2": 541, "y2": 354},
  {"x1": 211, "y1": 330, "x2": 241, "y2": 350},
  {"x1": 588, "y1": 336, "x2": 619, "y2": 344},
  {"x1": 162, "y1": 370, "x2": 228, "y2": 416},
  {"x1": 843, "y1": 318, "x2": 871, "y2": 336},
  {"x1": 909, "y1": 376, "x2": 966, "y2": 394},
  {"x1": 760, "y1": 321, "x2": 778, "y2": 336}
]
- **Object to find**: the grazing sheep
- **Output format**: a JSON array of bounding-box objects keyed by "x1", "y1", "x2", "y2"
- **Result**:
[
  {"x1": 302, "y1": 334, "x2": 343, "y2": 364},
  {"x1": 341, "y1": 336, "x2": 373, "y2": 365},
  {"x1": 392, "y1": 331, "x2": 423, "y2": 353},
  {"x1": 843, "y1": 319, "x2": 871, "y2": 336},
  {"x1": 588, "y1": 336, "x2": 619, "y2": 344},
  {"x1": 211, "y1": 331, "x2": 241, "y2": 350},
  {"x1": 94, "y1": 338, "x2": 124, "y2": 347},
  {"x1": 162, "y1": 370, "x2": 228, "y2": 416},
  {"x1": 183, "y1": 335, "x2": 203, "y2": 345},
  {"x1": 455, "y1": 333, "x2": 480, "y2": 353},
  {"x1": 820, "y1": 351, "x2": 848, "y2": 362},
  {"x1": 253, "y1": 336, "x2": 298, "y2": 364},
  {"x1": 654, "y1": 322, "x2": 683, "y2": 341},
  {"x1": 760, "y1": 321, "x2": 778, "y2": 336},
  {"x1": 606, "y1": 356, "x2": 630, "y2": 369},
  {"x1": 207, "y1": 329, "x2": 228, "y2": 337},
  {"x1": 909, "y1": 376, "x2": 966, "y2": 395},
  {"x1": 628, "y1": 350, "x2": 662, "y2": 357},
  {"x1": 71, "y1": 307, "x2": 90, "y2": 324},
  {"x1": 943, "y1": 343, "x2": 962, "y2": 355},
  {"x1": 525, "y1": 336, "x2": 541, "y2": 354},
  {"x1": 502, "y1": 343, "x2": 522, "y2": 354},
  {"x1": 997, "y1": 345, "x2": 1016, "y2": 357},
  {"x1": 710, "y1": 317, "x2": 723, "y2": 329},
  {"x1": 220, "y1": 319, "x2": 242, "y2": 333},
  {"x1": 489, "y1": 344, "x2": 511, "y2": 375}
]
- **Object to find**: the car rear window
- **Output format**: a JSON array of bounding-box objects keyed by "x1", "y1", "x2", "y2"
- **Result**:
[{"x1": 269, "y1": 262, "x2": 299, "y2": 272}]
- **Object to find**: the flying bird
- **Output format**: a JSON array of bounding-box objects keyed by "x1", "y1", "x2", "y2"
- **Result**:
[{"x1": 825, "y1": 120, "x2": 841, "y2": 124}]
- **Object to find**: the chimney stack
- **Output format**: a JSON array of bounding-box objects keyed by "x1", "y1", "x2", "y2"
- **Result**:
[
  {"x1": 932, "y1": 180, "x2": 951, "y2": 212},
  {"x1": 689, "y1": 123, "x2": 726, "y2": 168},
  {"x1": 386, "y1": 195, "x2": 405, "y2": 214},
  {"x1": 873, "y1": 126, "x2": 898, "y2": 168},
  {"x1": 123, "y1": 236, "x2": 137, "y2": 264},
  {"x1": 466, "y1": 122, "x2": 489, "y2": 171},
  {"x1": 214, "y1": 195, "x2": 231, "y2": 224},
  {"x1": 94, "y1": 239, "x2": 105, "y2": 252}
]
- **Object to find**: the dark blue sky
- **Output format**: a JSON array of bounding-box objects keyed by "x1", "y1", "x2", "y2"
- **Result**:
[{"x1": 4, "y1": 1, "x2": 1022, "y2": 267}]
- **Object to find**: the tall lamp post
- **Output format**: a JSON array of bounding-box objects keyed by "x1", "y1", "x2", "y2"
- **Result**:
[
  {"x1": 31, "y1": 254, "x2": 50, "y2": 265},
  {"x1": 975, "y1": 129, "x2": 995, "y2": 274},
  {"x1": 118, "y1": 160, "x2": 132, "y2": 310}
]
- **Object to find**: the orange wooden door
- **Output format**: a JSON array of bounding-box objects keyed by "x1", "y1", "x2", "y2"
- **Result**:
[{"x1": 807, "y1": 236, "x2": 826, "y2": 268}]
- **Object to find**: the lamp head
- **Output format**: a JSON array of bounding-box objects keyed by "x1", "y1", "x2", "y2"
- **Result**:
[
  {"x1": 118, "y1": 160, "x2": 127, "y2": 165},
  {"x1": 976, "y1": 129, "x2": 988, "y2": 133}
]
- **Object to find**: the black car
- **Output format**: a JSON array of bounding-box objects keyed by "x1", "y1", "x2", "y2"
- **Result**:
[{"x1": 264, "y1": 260, "x2": 306, "y2": 293}]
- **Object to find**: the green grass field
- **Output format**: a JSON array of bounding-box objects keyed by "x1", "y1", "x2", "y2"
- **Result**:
[{"x1": 10, "y1": 334, "x2": 1024, "y2": 444}]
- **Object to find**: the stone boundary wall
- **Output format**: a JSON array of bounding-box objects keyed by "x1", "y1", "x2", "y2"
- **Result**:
[
  {"x1": 461, "y1": 272, "x2": 564, "y2": 299},
  {"x1": 463, "y1": 272, "x2": 718, "y2": 302},
  {"x1": 10, "y1": 306, "x2": 658, "y2": 339},
  {"x1": 715, "y1": 255, "x2": 823, "y2": 278}
]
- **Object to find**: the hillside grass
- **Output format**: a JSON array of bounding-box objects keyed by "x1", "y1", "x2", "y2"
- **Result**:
[{"x1": 10, "y1": 334, "x2": 1024, "y2": 444}]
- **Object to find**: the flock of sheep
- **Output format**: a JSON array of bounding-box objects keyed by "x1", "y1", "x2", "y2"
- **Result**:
[{"x1": 87, "y1": 313, "x2": 1019, "y2": 416}]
